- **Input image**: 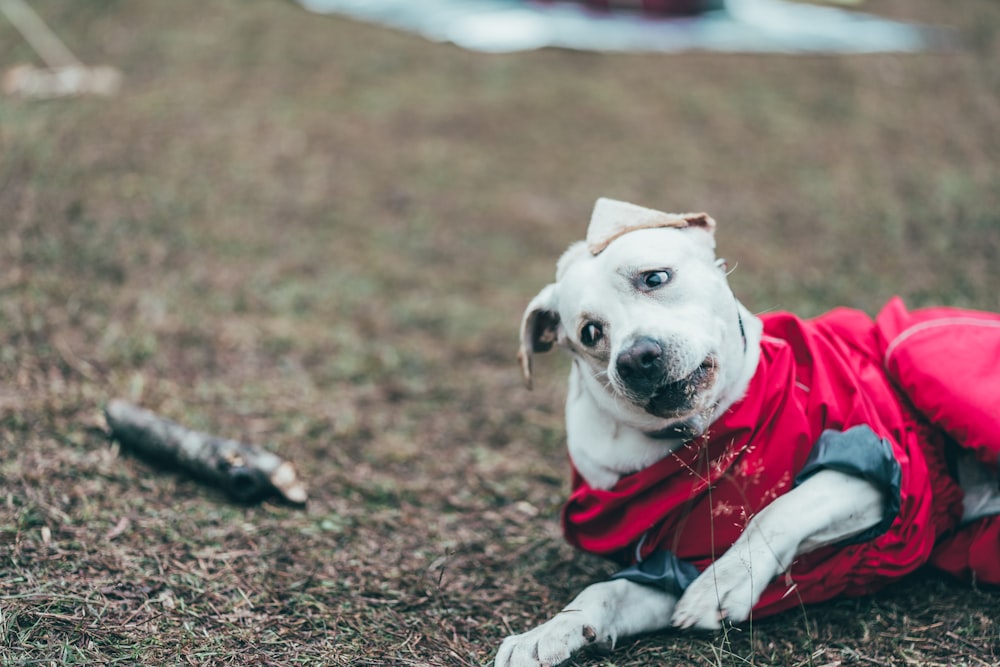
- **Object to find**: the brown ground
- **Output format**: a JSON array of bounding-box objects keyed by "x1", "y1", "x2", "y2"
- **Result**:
[{"x1": 1, "y1": 1, "x2": 999, "y2": 665}]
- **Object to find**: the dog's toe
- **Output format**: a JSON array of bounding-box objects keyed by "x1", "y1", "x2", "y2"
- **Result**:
[
  {"x1": 671, "y1": 597, "x2": 724, "y2": 631},
  {"x1": 494, "y1": 632, "x2": 562, "y2": 667},
  {"x1": 495, "y1": 617, "x2": 599, "y2": 667},
  {"x1": 672, "y1": 566, "x2": 757, "y2": 631}
]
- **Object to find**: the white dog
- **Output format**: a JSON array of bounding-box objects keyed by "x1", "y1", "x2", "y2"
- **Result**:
[{"x1": 496, "y1": 198, "x2": 1000, "y2": 667}]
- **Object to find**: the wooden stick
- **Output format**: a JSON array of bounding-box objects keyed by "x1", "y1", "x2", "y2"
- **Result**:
[
  {"x1": 2, "y1": 63, "x2": 121, "y2": 98},
  {"x1": 0, "y1": 0, "x2": 81, "y2": 69},
  {"x1": 104, "y1": 399, "x2": 307, "y2": 505}
]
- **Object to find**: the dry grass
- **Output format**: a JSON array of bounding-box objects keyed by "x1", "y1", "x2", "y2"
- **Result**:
[{"x1": 1, "y1": 0, "x2": 999, "y2": 664}]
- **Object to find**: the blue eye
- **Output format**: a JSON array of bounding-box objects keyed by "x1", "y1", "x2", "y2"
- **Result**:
[{"x1": 641, "y1": 270, "x2": 672, "y2": 290}]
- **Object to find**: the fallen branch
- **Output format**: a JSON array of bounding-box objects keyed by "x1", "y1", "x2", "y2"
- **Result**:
[{"x1": 104, "y1": 399, "x2": 307, "y2": 505}]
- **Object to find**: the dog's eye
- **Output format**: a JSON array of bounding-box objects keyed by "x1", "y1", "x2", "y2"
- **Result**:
[
  {"x1": 640, "y1": 270, "x2": 672, "y2": 290},
  {"x1": 580, "y1": 322, "x2": 603, "y2": 347}
]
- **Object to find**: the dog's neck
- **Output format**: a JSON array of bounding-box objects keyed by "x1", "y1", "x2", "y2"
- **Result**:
[{"x1": 702, "y1": 298, "x2": 763, "y2": 431}]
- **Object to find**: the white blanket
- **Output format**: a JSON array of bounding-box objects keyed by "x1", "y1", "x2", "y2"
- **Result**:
[{"x1": 296, "y1": 0, "x2": 946, "y2": 54}]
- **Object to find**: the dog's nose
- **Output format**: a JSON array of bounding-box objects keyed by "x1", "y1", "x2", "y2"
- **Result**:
[{"x1": 616, "y1": 337, "x2": 665, "y2": 389}]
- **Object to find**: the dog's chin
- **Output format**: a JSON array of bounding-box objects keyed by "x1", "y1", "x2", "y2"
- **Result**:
[{"x1": 643, "y1": 412, "x2": 713, "y2": 441}]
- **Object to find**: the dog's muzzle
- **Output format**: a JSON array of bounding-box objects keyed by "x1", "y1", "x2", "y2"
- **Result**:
[
  {"x1": 647, "y1": 361, "x2": 717, "y2": 416},
  {"x1": 615, "y1": 338, "x2": 717, "y2": 418}
]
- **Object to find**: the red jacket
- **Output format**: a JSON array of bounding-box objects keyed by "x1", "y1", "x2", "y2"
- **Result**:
[{"x1": 563, "y1": 298, "x2": 1000, "y2": 616}]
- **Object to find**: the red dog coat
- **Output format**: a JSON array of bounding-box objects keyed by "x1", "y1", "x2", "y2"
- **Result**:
[{"x1": 563, "y1": 298, "x2": 1000, "y2": 617}]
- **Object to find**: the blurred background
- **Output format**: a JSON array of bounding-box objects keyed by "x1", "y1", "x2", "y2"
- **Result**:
[{"x1": 1, "y1": 1, "x2": 998, "y2": 664}]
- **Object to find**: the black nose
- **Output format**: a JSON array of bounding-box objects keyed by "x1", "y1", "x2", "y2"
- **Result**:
[{"x1": 616, "y1": 337, "x2": 665, "y2": 391}]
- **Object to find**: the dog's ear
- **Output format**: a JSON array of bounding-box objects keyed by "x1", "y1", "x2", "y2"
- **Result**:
[
  {"x1": 587, "y1": 198, "x2": 716, "y2": 254},
  {"x1": 679, "y1": 212, "x2": 717, "y2": 252},
  {"x1": 679, "y1": 212, "x2": 716, "y2": 236},
  {"x1": 518, "y1": 283, "x2": 560, "y2": 390}
]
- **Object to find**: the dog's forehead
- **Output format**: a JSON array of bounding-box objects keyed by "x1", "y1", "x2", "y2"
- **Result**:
[
  {"x1": 598, "y1": 227, "x2": 701, "y2": 264},
  {"x1": 563, "y1": 227, "x2": 701, "y2": 281},
  {"x1": 556, "y1": 228, "x2": 704, "y2": 316}
]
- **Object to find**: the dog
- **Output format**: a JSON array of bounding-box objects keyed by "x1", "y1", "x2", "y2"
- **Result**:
[{"x1": 496, "y1": 198, "x2": 1000, "y2": 667}]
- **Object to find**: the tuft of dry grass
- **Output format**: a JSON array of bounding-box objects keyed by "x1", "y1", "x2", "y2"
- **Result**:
[{"x1": 1, "y1": 0, "x2": 999, "y2": 664}]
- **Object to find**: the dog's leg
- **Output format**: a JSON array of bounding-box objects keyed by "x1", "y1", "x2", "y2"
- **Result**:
[
  {"x1": 494, "y1": 578, "x2": 677, "y2": 667},
  {"x1": 672, "y1": 469, "x2": 884, "y2": 630}
]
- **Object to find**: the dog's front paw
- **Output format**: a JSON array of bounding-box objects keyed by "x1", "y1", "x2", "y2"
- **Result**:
[
  {"x1": 494, "y1": 614, "x2": 605, "y2": 667},
  {"x1": 671, "y1": 555, "x2": 774, "y2": 630},
  {"x1": 671, "y1": 568, "x2": 753, "y2": 630}
]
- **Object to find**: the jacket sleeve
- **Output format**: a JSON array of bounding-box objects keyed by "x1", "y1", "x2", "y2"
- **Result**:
[
  {"x1": 794, "y1": 424, "x2": 902, "y2": 545},
  {"x1": 609, "y1": 549, "x2": 701, "y2": 596}
]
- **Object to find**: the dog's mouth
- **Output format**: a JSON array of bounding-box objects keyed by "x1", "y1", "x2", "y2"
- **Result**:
[{"x1": 644, "y1": 357, "x2": 718, "y2": 419}]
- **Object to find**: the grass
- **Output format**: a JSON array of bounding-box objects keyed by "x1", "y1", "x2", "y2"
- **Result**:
[{"x1": 1, "y1": 0, "x2": 999, "y2": 664}]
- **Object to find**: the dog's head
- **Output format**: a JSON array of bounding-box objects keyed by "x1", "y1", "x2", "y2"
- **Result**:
[{"x1": 519, "y1": 198, "x2": 748, "y2": 437}]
